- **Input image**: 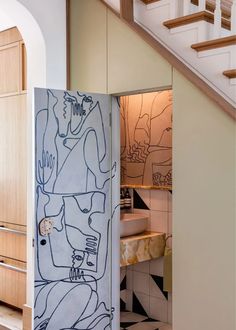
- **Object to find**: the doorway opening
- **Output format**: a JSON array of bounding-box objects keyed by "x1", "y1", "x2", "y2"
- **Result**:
[{"x1": 118, "y1": 90, "x2": 173, "y2": 329}]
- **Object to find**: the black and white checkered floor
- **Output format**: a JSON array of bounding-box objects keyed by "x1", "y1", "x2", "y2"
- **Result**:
[{"x1": 120, "y1": 312, "x2": 172, "y2": 330}]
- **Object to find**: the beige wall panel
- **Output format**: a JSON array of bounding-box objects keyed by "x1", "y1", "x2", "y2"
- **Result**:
[
  {"x1": 0, "y1": 94, "x2": 27, "y2": 226},
  {"x1": 70, "y1": 0, "x2": 107, "y2": 93},
  {"x1": 69, "y1": 0, "x2": 172, "y2": 94},
  {"x1": 172, "y1": 69, "x2": 236, "y2": 330},
  {"x1": 0, "y1": 43, "x2": 20, "y2": 95},
  {"x1": 107, "y1": 10, "x2": 172, "y2": 94}
]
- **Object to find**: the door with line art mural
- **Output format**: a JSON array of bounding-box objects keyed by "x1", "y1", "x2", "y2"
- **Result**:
[{"x1": 34, "y1": 88, "x2": 118, "y2": 330}]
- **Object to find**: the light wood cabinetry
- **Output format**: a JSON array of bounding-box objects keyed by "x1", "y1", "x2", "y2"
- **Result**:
[
  {"x1": 0, "y1": 43, "x2": 20, "y2": 95},
  {"x1": 0, "y1": 95, "x2": 27, "y2": 226},
  {"x1": 0, "y1": 257, "x2": 26, "y2": 309},
  {"x1": 0, "y1": 27, "x2": 27, "y2": 310}
]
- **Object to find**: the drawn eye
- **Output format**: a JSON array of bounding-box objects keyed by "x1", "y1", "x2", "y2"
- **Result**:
[
  {"x1": 74, "y1": 255, "x2": 83, "y2": 261},
  {"x1": 87, "y1": 261, "x2": 94, "y2": 267}
]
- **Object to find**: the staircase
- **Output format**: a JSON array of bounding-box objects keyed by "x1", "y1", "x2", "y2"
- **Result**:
[{"x1": 101, "y1": 0, "x2": 236, "y2": 118}]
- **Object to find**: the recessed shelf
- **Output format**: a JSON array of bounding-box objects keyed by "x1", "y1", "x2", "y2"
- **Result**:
[{"x1": 120, "y1": 231, "x2": 166, "y2": 267}]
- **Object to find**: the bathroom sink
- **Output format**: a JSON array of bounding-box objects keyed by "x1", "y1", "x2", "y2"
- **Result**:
[{"x1": 120, "y1": 213, "x2": 148, "y2": 238}]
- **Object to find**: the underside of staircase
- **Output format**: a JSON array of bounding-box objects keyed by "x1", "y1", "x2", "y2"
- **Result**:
[{"x1": 101, "y1": 0, "x2": 236, "y2": 119}]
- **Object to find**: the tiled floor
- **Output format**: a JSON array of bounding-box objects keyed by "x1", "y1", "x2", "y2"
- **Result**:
[
  {"x1": 120, "y1": 311, "x2": 172, "y2": 330},
  {"x1": 0, "y1": 303, "x2": 22, "y2": 330}
]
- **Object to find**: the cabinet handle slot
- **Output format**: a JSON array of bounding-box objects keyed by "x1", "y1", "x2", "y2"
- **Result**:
[
  {"x1": 0, "y1": 261, "x2": 26, "y2": 273},
  {"x1": 0, "y1": 225, "x2": 26, "y2": 236}
]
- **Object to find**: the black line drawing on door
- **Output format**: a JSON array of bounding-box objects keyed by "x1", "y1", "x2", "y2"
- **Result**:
[{"x1": 34, "y1": 89, "x2": 116, "y2": 330}]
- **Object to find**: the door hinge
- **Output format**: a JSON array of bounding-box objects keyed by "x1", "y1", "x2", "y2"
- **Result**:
[{"x1": 32, "y1": 238, "x2": 35, "y2": 247}]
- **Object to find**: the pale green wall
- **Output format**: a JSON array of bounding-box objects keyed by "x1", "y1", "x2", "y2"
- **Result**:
[
  {"x1": 172, "y1": 69, "x2": 235, "y2": 330},
  {"x1": 70, "y1": 0, "x2": 172, "y2": 94},
  {"x1": 69, "y1": 1, "x2": 236, "y2": 329}
]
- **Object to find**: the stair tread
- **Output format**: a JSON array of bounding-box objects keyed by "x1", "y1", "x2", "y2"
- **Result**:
[
  {"x1": 163, "y1": 11, "x2": 230, "y2": 30},
  {"x1": 141, "y1": 0, "x2": 161, "y2": 3},
  {"x1": 191, "y1": 0, "x2": 232, "y2": 19},
  {"x1": 191, "y1": 35, "x2": 236, "y2": 51},
  {"x1": 223, "y1": 69, "x2": 236, "y2": 78}
]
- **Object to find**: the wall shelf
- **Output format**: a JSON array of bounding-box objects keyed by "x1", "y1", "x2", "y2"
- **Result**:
[{"x1": 120, "y1": 231, "x2": 166, "y2": 267}]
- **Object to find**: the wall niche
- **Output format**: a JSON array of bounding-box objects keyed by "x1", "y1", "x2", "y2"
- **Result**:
[{"x1": 120, "y1": 90, "x2": 172, "y2": 190}]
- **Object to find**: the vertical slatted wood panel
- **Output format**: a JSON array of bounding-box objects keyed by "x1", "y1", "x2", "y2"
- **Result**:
[
  {"x1": 0, "y1": 258, "x2": 26, "y2": 309},
  {"x1": 0, "y1": 43, "x2": 20, "y2": 95},
  {"x1": 0, "y1": 27, "x2": 27, "y2": 310},
  {"x1": 0, "y1": 94, "x2": 27, "y2": 226}
]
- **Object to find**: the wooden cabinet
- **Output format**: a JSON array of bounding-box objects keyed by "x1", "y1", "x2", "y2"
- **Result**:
[
  {"x1": 0, "y1": 27, "x2": 27, "y2": 309},
  {"x1": 0, "y1": 43, "x2": 20, "y2": 95},
  {"x1": 0, "y1": 228, "x2": 26, "y2": 262},
  {"x1": 0, "y1": 95, "x2": 27, "y2": 226},
  {"x1": 0, "y1": 257, "x2": 26, "y2": 309}
]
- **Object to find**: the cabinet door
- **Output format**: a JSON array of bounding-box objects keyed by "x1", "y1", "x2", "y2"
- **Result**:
[
  {"x1": 0, "y1": 229, "x2": 26, "y2": 262},
  {"x1": 0, "y1": 257, "x2": 26, "y2": 309},
  {"x1": 0, "y1": 95, "x2": 27, "y2": 226},
  {"x1": 34, "y1": 88, "x2": 117, "y2": 330},
  {"x1": 0, "y1": 42, "x2": 20, "y2": 95}
]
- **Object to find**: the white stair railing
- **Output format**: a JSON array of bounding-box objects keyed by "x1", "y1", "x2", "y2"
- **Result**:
[
  {"x1": 198, "y1": 0, "x2": 206, "y2": 11},
  {"x1": 169, "y1": 0, "x2": 179, "y2": 19},
  {"x1": 213, "y1": 0, "x2": 222, "y2": 38},
  {"x1": 183, "y1": 0, "x2": 191, "y2": 16},
  {"x1": 231, "y1": 0, "x2": 236, "y2": 34}
]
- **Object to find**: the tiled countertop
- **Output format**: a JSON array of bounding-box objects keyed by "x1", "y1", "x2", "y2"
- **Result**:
[{"x1": 120, "y1": 231, "x2": 166, "y2": 267}]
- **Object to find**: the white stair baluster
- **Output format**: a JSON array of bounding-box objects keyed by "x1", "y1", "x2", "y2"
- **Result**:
[
  {"x1": 231, "y1": 0, "x2": 236, "y2": 35},
  {"x1": 213, "y1": 0, "x2": 222, "y2": 38},
  {"x1": 169, "y1": 0, "x2": 178, "y2": 19},
  {"x1": 183, "y1": 0, "x2": 191, "y2": 16},
  {"x1": 198, "y1": 0, "x2": 206, "y2": 11}
]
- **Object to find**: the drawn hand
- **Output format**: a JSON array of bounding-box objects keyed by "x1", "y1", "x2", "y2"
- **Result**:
[{"x1": 38, "y1": 150, "x2": 55, "y2": 185}]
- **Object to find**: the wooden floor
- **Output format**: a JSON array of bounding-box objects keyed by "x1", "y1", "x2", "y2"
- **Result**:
[{"x1": 0, "y1": 303, "x2": 22, "y2": 330}]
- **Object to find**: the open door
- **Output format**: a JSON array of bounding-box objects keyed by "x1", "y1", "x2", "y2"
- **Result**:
[{"x1": 34, "y1": 88, "x2": 118, "y2": 330}]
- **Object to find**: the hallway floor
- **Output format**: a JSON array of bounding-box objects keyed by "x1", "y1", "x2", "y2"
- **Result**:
[
  {"x1": 0, "y1": 303, "x2": 22, "y2": 330},
  {"x1": 120, "y1": 311, "x2": 172, "y2": 330}
]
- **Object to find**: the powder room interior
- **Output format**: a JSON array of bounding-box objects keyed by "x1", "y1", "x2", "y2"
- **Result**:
[{"x1": 119, "y1": 90, "x2": 172, "y2": 329}]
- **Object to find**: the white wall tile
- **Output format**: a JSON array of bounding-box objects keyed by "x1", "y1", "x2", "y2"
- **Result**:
[
  {"x1": 126, "y1": 290, "x2": 133, "y2": 311},
  {"x1": 149, "y1": 276, "x2": 166, "y2": 300},
  {"x1": 149, "y1": 296, "x2": 168, "y2": 322},
  {"x1": 150, "y1": 190, "x2": 168, "y2": 212},
  {"x1": 120, "y1": 266, "x2": 127, "y2": 284},
  {"x1": 150, "y1": 210, "x2": 168, "y2": 233},
  {"x1": 133, "y1": 271, "x2": 150, "y2": 295},
  {"x1": 134, "y1": 188, "x2": 151, "y2": 208},
  {"x1": 120, "y1": 290, "x2": 127, "y2": 303},
  {"x1": 132, "y1": 260, "x2": 150, "y2": 273},
  {"x1": 150, "y1": 257, "x2": 164, "y2": 276},
  {"x1": 135, "y1": 291, "x2": 150, "y2": 315},
  {"x1": 127, "y1": 269, "x2": 133, "y2": 290}
]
